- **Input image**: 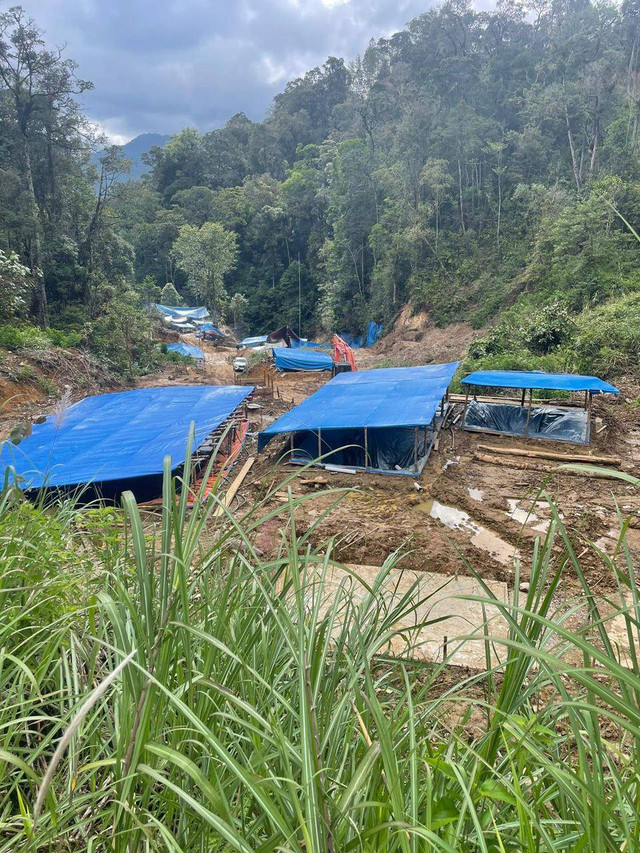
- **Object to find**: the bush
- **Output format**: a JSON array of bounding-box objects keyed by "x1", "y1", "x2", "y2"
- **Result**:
[
  {"x1": 11, "y1": 365, "x2": 35, "y2": 382},
  {"x1": 574, "y1": 292, "x2": 640, "y2": 377},
  {"x1": 0, "y1": 324, "x2": 50, "y2": 350}
]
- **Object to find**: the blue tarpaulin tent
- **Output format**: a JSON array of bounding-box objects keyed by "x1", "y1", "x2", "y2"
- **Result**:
[
  {"x1": 0, "y1": 385, "x2": 253, "y2": 502},
  {"x1": 461, "y1": 370, "x2": 619, "y2": 394},
  {"x1": 290, "y1": 338, "x2": 331, "y2": 350},
  {"x1": 273, "y1": 348, "x2": 334, "y2": 372},
  {"x1": 198, "y1": 322, "x2": 224, "y2": 336},
  {"x1": 238, "y1": 335, "x2": 269, "y2": 348},
  {"x1": 339, "y1": 322, "x2": 383, "y2": 349},
  {"x1": 155, "y1": 304, "x2": 209, "y2": 320},
  {"x1": 167, "y1": 343, "x2": 205, "y2": 361},
  {"x1": 461, "y1": 370, "x2": 618, "y2": 444},
  {"x1": 259, "y1": 362, "x2": 458, "y2": 475}
]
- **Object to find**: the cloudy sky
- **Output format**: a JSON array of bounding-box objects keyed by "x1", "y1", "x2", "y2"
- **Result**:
[{"x1": 18, "y1": 0, "x2": 441, "y2": 143}]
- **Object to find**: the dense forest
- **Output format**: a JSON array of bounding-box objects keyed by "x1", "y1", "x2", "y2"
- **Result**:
[{"x1": 2, "y1": 0, "x2": 640, "y2": 377}]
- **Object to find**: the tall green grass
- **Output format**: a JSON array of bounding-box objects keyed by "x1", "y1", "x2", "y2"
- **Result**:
[{"x1": 0, "y1": 460, "x2": 638, "y2": 852}]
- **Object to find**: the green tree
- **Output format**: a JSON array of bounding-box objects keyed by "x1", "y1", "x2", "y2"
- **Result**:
[{"x1": 172, "y1": 222, "x2": 238, "y2": 319}]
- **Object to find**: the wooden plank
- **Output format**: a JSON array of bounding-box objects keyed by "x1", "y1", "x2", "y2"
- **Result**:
[
  {"x1": 213, "y1": 457, "x2": 255, "y2": 517},
  {"x1": 476, "y1": 444, "x2": 621, "y2": 466}
]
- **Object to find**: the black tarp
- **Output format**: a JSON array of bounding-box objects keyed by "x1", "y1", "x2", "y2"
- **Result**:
[
  {"x1": 288, "y1": 425, "x2": 433, "y2": 474},
  {"x1": 463, "y1": 400, "x2": 588, "y2": 444}
]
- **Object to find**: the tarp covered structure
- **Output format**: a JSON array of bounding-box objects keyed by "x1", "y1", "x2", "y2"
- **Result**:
[
  {"x1": 461, "y1": 370, "x2": 619, "y2": 444},
  {"x1": 339, "y1": 321, "x2": 383, "y2": 349},
  {"x1": 273, "y1": 348, "x2": 334, "y2": 372},
  {"x1": 258, "y1": 362, "x2": 459, "y2": 475},
  {"x1": 0, "y1": 386, "x2": 253, "y2": 502},
  {"x1": 238, "y1": 335, "x2": 269, "y2": 348},
  {"x1": 462, "y1": 370, "x2": 619, "y2": 394},
  {"x1": 155, "y1": 304, "x2": 209, "y2": 320},
  {"x1": 167, "y1": 343, "x2": 205, "y2": 361},
  {"x1": 198, "y1": 322, "x2": 224, "y2": 336}
]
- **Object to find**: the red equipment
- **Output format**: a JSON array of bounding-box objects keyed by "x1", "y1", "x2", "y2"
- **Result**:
[{"x1": 332, "y1": 334, "x2": 357, "y2": 372}]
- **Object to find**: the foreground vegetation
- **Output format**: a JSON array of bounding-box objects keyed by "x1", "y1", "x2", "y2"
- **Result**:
[{"x1": 0, "y1": 453, "x2": 639, "y2": 851}]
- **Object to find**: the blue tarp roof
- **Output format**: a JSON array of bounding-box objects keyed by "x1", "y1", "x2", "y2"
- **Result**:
[
  {"x1": 199, "y1": 322, "x2": 224, "y2": 336},
  {"x1": 461, "y1": 370, "x2": 619, "y2": 394},
  {"x1": 0, "y1": 385, "x2": 253, "y2": 491},
  {"x1": 273, "y1": 348, "x2": 334, "y2": 372},
  {"x1": 290, "y1": 338, "x2": 330, "y2": 350},
  {"x1": 155, "y1": 304, "x2": 209, "y2": 320},
  {"x1": 239, "y1": 335, "x2": 269, "y2": 347},
  {"x1": 259, "y1": 362, "x2": 459, "y2": 450},
  {"x1": 167, "y1": 343, "x2": 205, "y2": 360}
]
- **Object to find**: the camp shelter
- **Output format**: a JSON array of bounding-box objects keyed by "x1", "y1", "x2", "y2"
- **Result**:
[
  {"x1": 238, "y1": 335, "x2": 269, "y2": 349},
  {"x1": 273, "y1": 347, "x2": 334, "y2": 373},
  {"x1": 167, "y1": 342, "x2": 205, "y2": 364},
  {"x1": 460, "y1": 370, "x2": 619, "y2": 444},
  {"x1": 258, "y1": 362, "x2": 459, "y2": 475},
  {"x1": 0, "y1": 386, "x2": 253, "y2": 503},
  {"x1": 155, "y1": 304, "x2": 209, "y2": 320}
]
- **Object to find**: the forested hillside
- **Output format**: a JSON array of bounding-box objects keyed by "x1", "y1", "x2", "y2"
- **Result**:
[{"x1": 2, "y1": 0, "x2": 640, "y2": 377}]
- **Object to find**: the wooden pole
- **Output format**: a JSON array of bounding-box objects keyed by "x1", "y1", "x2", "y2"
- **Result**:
[
  {"x1": 463, "y1": 387, "x2": 470, "y2": 425},
  {"x1": 317, "y1": 428, "x2": 322, "y2": 460},
  {"x1": 524, "y1": 389, "x2": 533, "y2": 438},
  {"x1": 520, "y1": 388, "x2": 526, "y2": 407},
  {"x1": 476, "y1": 443, "x2": 621, "y2": 465},
  {"x1": 413, "y1": 426, "x2": 418, "y2": 472},
  {"x1": 586, "y1": 391, "x2": 592, "y2": 443},
  {"x1": 364, "y1": 427, "x2": 368, "y2": 468}
]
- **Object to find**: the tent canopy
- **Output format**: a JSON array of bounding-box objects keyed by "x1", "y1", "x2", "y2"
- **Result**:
[
  {"x1": 273, "y1": 347, "x2": 334, "y2": 372},
  {"x1": 462, "y1": 370, "x2": 619, "y2": 394},
  {"x1": 239, "y1": 335, "x2": 269, "y2": 348},
  {"x1": 155, "y1": 304, "x2": 209, "y2": 320},
  {"x1": 198, "y1": 322, "x2": 224, "y2": 336},
  {"x1": 0, "y1": 386, "x2": 253, "y2": 492},
  {"x1": 258, "y1": 362, "x2": 459, "y2": 450},
  {"x1": 167, "y1": 343, "x2": 204, "y2": 360}
]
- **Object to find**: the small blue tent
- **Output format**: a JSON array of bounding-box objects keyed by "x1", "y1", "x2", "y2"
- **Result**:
[
  {"x1": 259, "y1": 362, "x2": 458, "y2": 475},
  {"x1": 460, "y1": 370, "x2": 619, "y2": 444},
  {"x1": 273, "y1": 348, "x2": 334, "y2": 372},
  {"x1": 339, "y1": 322, "x2": 383, "y2": 349},
  {"x1": 238, "y1": 335, "x2": 269, "y2": 348},
  {"x1": 0, "y1": 385, "x2": 254, "y2": 502},
  {"x1": 155, "y1": 304, "x2": 209, "y2": 320},
  {"x1": 167, "y1": 343, "x2": 205, "y2": 361}
]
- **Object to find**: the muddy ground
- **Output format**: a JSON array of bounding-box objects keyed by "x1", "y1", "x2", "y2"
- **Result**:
[{"x1": 2, "y1": 317, "x2": 639, "y2": 666}]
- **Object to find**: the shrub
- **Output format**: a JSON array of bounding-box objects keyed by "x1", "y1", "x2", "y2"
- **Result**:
[
  {"x1": 12, "y1": 365, "x2": 35, "y2": 382},
  {"x1": 36, "y1": 375, "x2": 59, "y2": 397},
  {"x1": 573, "y1": 292, "x2": 640, "y2": 378}
]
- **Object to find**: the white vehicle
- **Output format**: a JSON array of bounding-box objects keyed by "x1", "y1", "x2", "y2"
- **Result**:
[{"x1": 233, "y1": 356, "x2": 248, "y2": 373}]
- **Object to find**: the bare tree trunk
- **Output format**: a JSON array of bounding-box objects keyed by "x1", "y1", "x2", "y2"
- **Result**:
[
  {"x1": 22, "y1": 136, "x2": 48, "y2": 326},
  {"x1": 564, "y1": 101, "x2": 582, "y2": 191},
  {"x1": 457, "y1": 158, "x2": 466, "y2": 234}
]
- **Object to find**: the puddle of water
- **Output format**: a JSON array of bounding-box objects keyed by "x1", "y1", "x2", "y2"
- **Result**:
[
  {"x1": 429, "y1": 500, "x2": 516, "y2": 566},
  {"x1": 506, "y1": 498, "x2": 537, "y2": 526},
  {"x1": 468, "y1": 487, "x2": 484, "y2": 502}
]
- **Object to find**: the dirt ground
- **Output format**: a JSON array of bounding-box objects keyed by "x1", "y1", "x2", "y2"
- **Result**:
[{"x1": 2, "y1": 315, "x2": 639, "y2": 669}]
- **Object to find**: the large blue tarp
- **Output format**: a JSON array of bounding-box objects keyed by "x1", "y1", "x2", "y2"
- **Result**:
[
  {"x1": 167, "y1": 343, "x2": 205, "y2": 360},
  {"x1": 198, "y1": 322, "x2": 224, "y2": 336},
  {"x1": 339, "y1": 321, "x2": 383, "y2": 349},
  {"x1": 0, "y1": 386, "x2": 253, "y2": 492},
  {"x1": 155, "y1": 304, "x2": 209, "y2": 320},
  {"x1": 462, "y1": 370, "x2": 619, "y2": 394},
  {"x1": 290, "y1": 339, "x2": 331, "y2": 350},
  {"x1": 239, "y1": 335, "x2": 269, "y2": 348},
  {"x1": 273, "y1": 348, "x2": 334, "y2": 372},
  {"x1": 259, "y1": 362, "x2": 459, "y2": 450}
]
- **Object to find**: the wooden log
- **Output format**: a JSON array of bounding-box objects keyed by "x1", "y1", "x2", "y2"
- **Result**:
[
  {"x1": 474, "y1": 452, "x2": 622, "y2": 479},
  {"x1": 213, "y1": 457, "x2": 255, "y2": 517},
  {"x1": 476, "y1": 443, "x2": 621, "y2": 466}
]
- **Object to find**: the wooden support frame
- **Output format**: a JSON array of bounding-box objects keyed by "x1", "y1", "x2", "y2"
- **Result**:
[{"x1": 524, "y1": 389, "x2": 533, "y2": 438}]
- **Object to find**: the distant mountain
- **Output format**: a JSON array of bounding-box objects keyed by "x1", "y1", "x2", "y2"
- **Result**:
[{"x1": 92, "y1": 132, "x2": 171, "y2": 181}]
